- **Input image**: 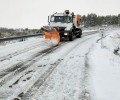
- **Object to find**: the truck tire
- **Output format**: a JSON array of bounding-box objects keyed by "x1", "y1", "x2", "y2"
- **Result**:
[
  {"x1": 78, "y1": 32, "x2": 82, "y2": 38},
  {"x1": 77, "y1": 29, "x2": 82, "y2": 38},
  {"x1": 69, "y1": 31, "x2": 73, "y2": 41}
]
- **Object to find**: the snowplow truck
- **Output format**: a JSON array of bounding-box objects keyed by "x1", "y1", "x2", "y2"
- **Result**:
[{"x1": 48, "y1": 10, "x2": 82, "y2": 41}]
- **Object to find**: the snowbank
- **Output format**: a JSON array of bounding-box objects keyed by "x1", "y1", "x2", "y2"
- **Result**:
[{"x1": 88, "y1": 29, "x2": 120, "y2": 100}]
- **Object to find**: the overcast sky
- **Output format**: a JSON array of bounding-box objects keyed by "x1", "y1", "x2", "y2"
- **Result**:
[{"x1": 0, "y1": 0, "x2": 120, "y2": 29}]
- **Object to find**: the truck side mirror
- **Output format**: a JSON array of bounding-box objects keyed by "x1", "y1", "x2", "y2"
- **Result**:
[
  {"x1": 72, "y1": 15, "x2": 75, "y2": 22},
  {"x1": 48, "y1": 16, "x2": 49, "y2": 22},
  {"x1": 48, "y1": 16, "x2": 50, "y2": 25}
]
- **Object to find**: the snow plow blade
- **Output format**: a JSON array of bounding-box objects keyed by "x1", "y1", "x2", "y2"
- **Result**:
[{"x1": 41, "y1": 26, "x2": 60, "y2": 45}]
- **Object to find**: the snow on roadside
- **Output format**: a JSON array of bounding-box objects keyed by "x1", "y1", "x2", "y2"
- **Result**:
[
  {"x1": 103, "y1": 29, "x2": 120, "y2": 53},
  {"x1": 83, "y1": 30, "x2": 98, "y2": 33},
  {"x1": 88, "y1": 29, "x2": 120, "y2": 100}
]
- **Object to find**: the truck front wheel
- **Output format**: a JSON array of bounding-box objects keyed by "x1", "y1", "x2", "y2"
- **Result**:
[
  {"x1": 77, "y1": 32, "x2": 81, "y2": 38},
  {"x1": 77, "y1": 29, "x2": 82, "y2": 38},
  {"x1": 69, "y1": 31, "x2": 73, "y2": 41}
]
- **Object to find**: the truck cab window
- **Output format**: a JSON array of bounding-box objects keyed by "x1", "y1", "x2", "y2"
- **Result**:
[{"x1": 50, "y1": 16, "x2": 72, "y2": 23}]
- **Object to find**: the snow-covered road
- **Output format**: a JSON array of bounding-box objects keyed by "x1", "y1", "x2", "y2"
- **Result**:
[{"x1": 0, "y1": 28, "x2": 120, "y2": 100}]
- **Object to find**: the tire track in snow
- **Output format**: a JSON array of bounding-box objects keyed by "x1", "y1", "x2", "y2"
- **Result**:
[
  {"x1": 0, "y1": 30, "x2": 98, "y2": 78},
  {"x1": 0, "y1": 41, "x2": 47, "y2": 62},
  {"x1": 0, "y1": 42, "x2": 68, "y2": 87},
  {"x1": 0, "y1": 47, "x2": 49, "y2": 80},
  {"x1": 0, "y1": 32, "x2": 97, "y2": 99},
  {"x1": 0, "y1": 40, "x2": 50, "y2": 79},
  {"x1": 18, "y1": 59, "x2": 63, "y2": 100},
  {"x1": 80, "y1": 44, "x2": 94, "y2": 100},
  {"x1": 15, "y1": 35, "x2": 98, "y2": 100}
]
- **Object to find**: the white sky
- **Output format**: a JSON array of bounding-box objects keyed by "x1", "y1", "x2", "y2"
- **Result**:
[{"x1": 0, "y1": 0, "x2": 120, "y2": 29}]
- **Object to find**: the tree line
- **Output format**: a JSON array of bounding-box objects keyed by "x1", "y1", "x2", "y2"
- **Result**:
[
  {"x1": 82, "y1": 14, "x2": 120, "y2": 27},
  {"x1": 0, "y1": 13, "x2": 120, "y2": 37}
]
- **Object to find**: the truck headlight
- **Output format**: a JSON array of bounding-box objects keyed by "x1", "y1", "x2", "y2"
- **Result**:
[{"x1": 64, "y1": 33, "x2": 68, "y2": 35}]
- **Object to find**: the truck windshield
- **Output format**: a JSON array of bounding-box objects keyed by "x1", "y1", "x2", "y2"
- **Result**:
[{"x1": 51, "y1": 16, "x2": 72, "y2": 23}]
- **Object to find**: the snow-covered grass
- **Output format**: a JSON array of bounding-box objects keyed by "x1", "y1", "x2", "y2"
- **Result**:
[
  {"x1": 88, "y1": 28, "x2": 120, "y2": 100},
  {"x1": 102, "y1": 29, "x2": 120, "y2": 54}
]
